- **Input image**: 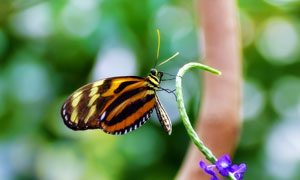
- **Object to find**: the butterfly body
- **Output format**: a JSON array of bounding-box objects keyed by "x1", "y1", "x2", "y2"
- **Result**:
[{"x1": 61, "y1": 69, "x2": 172, "y2": 135}]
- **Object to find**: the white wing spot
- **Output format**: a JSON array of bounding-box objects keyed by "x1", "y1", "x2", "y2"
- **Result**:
[
  {"x1": 134, "y1": 124, "x2": 137, "y2": 129},
  {"x1": 129, "y1": 127, "x2": 132, "y2": 132},
  {"x1": 125, "y1": 129, "x2": 127, "y2": 134},
  {"x1": 64, "y1": 115, "x2": 68, "y2": 120},
  {"x1": 63, "y1": 109, "x2": 66, "y2": 115},
  {"x1": 100, "y1": 111, "x2": 106, "y2": 121}
]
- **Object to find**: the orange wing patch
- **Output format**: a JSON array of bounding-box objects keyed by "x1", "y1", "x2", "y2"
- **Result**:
[{"x1": 100, "y1": 90, "x2": 156, "y2": 134}]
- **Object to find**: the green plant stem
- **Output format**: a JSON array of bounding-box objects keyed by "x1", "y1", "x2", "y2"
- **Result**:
[{"x1": 175, "y1": 62, "x2": 236, "y2": 180}]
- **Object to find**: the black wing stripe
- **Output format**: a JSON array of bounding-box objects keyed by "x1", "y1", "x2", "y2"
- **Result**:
[
  {"x1": 105, "y1": 93, "x2": 155, "y2": 126},
  {"x1": 113, "y1": 81, "x2": 140, "y2": 94},
  {"x1": 103, "y1": 109, "x2": 154, "y2": 135},
  {"x1": 80, "y1": 96, "x2": 114, "y2": 129},
  {"x1": 97, "y1": 79, "x2": 112, "y2": 94},
  {"x1": 103, "y1": 87, "x2": 152, "y2": 119}
]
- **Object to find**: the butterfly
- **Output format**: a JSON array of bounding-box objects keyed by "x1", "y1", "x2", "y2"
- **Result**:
[{"x1": 61, "y1": 30, "x2": 178, "y2": 135}]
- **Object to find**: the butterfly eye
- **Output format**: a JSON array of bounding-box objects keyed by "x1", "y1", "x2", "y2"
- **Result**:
[{"x1": 150, "y1": 69, "x2": 157, "y2": 75}]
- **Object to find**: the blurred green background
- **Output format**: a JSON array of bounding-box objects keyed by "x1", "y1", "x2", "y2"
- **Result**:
[{"x1": 1, "y1": 0, "x2": 300, "y2": 180}]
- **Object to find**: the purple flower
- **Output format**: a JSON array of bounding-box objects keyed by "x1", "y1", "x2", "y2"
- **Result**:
[
  {"x1": 216, "y1": 154, "x2": 232, "y2": 176},
  {"x1": 199, "y1": 161, "x2": 218, "y2": 180},
  {"x1": 199, "y1": 155, "x2": 247, "y2": 180},
  {"x1": 230, "y1": 163, "x2": 247, "y2": 180}
]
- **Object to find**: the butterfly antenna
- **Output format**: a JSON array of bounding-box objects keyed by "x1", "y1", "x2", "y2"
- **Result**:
[
  {"x1": 154, "y1": 29, "x2": 160, "y2": 68},
  {"x1": 158, "y1": 52, "x2": 179, "y2": 66}
]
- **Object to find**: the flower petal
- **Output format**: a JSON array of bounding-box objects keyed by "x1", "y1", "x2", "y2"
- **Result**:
[
  {"x1": 230, "y1": 163, "x2": 247, "y2": 180},
  {"x1": 216, "y1": 155, "x2": 232, "y2": 176},
  {"x1": 199, "y1": 156, "x2": 246, "y2": 180},
  {"x1": 199, "y1": 161, "x2": 219, "y2": 180}
]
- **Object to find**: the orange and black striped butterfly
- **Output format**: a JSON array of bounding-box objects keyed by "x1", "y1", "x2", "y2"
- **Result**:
[{"x1": 61, "y1": 30, "x2": 178, "y2": 135}]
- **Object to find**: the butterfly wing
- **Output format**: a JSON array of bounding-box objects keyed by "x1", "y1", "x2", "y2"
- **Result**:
[{"x1": 61, "y1": 76, "x2": 156, "y2": 135}]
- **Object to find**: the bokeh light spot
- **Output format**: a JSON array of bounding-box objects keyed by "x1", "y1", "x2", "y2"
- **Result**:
[
  {"x1": 61, "y1": 0, "x2": 100, "y2": 38},
  {"x1": 256, "y1": 18, "x2": 299, "y2": 65},
  {"x1": 265, "y1": 119, "x2": 300, "y2": 179},
  {"x1": 155, "y1": 6, "x2": 193, "y2": 39},
  {"x1": 0, "y1": 144, "x2": 15, "y2": 180},
  {"x1": 271, "y1": 76, "x2": 300, "y2": 118},
  {"x1": 35, "y1": 144, "x2": 84, "y2": 180},
  {"x1": 243, "y1": 80, "x2": 265, "y2": 120},
  {"x1": 92, "y1": 47, "x2": 137, "y2": 80},
  {"x1": 9, "y1": 139, "x2": 35, "y2": 177},
  {"x1": 171, "y1": 31, "x2": 199, "y2": 60},
  {"x1": 9, "y1": 3, "x2": 53, "y2": 38},
  {"x1": 6, "y1": 59, "x2": 52, "y2": 104},
  {"x1": 239, "y1": 11, "x2": 255, "y2": 47},
  {"x1": 265, "y1": 0, "x2": 298, "y2": 7}
]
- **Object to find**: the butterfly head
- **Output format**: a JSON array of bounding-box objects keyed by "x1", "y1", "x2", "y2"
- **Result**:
[
  {"x1": 150, "y1": 68, "x2": 158, "y2": 76},
  {"x1": 150, "y1": 68, "x2": 163, "y2": 82}
]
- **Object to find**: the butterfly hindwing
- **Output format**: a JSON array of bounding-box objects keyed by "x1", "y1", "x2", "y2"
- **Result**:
[
  {"x1": 101, "y1": 88, "x2": 156, "y2": 134},
  {"x1": 61, "y1": 76, "x2": 156, "y2": 135}
]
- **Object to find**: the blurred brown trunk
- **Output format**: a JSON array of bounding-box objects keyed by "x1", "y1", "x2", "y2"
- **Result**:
[{"x1": 176, "y1": 0, "x2": 241, "y2": 179}]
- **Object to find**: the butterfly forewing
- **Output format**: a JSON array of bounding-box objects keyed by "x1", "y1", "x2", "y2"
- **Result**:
[{"x1": 61, "y1": 76, "x2": 156, "y2": 135}]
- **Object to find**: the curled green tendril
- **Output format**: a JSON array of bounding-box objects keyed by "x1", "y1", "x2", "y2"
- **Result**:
[{"x1": 176, "y1": 62, "x2": 236, "y2": 180}]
